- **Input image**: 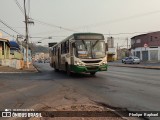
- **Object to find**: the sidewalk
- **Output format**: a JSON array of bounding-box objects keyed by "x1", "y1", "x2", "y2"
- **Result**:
[
  {"x1": 0, "y1": 63, "x2": 38, "y2": 73},
  {"x1": 108, "y1": 60, "x2": 160, "y2": 70}
]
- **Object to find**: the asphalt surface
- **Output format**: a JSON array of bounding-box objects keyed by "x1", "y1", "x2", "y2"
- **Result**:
[
  {"x1": 109, "y1": 60, "x2": 160, "y2": 67},
  {"x1": 0, "y1": 63, "x2": 160, "y2": 120}
]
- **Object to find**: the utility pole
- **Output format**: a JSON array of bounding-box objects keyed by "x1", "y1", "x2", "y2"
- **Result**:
[
  {"x1": 24, "y1": 0, "x2": 29, "y2": 68},
  {"x1": 117, "y1": 43, "x2": 118, "y2": 60},
  {"x1": 126, "y1": 37, "x2": 128, "y2": 49},
  {"x1": 126, "y1": 37, "x2": 129, "y2": 57}
]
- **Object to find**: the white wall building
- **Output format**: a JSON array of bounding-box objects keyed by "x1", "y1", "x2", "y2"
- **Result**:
[{"x1": 131, "y1": 47, "x2": 160, "y2": 61}]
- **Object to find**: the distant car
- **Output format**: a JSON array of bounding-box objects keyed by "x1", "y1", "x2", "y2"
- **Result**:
[
  {"x1": 44, "y1": 59, "x2": 50, "y2": 63},
  {"x1": 122, "y1": 57, "x2": 128, "y2": 63},
  {"x1": 34, "y1": 59, "x2": 38, "y2": 62},
  {"x1": 38, "y1": 59, "x2": 44, "y2": 63},
  {"x1": 124, "y1": 56, "x2": 140, "y2": 64}
]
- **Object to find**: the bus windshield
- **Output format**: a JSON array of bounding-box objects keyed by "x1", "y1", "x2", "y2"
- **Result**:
[{"x1": 75, "y1": 40, "x2": 106, "y2": 59}]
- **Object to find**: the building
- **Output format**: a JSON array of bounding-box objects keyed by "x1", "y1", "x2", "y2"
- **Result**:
[
  {"x1": 0, "y1": 32, "x2": 25, "y2": 69},
  {"x1": 9, "y1": 41, "x2": 23, "y2": 60},
  {"x1": 131, "y1": 31, "x2": 160, "y2": 61},
  {"x1": 21, "y1": 45, "x2": 32, "y2": 63},
  {"x1": 9, "y1": 41, "x2": 20, "y2": 53},
  {"x1": 0, "y1": 38, "x2": 10, "y2": 66},
  {"x1": 107, "y1": 37, "x2": 117, "y2": 61},
  {"x1": 107, "y1": 37, "x2": 114, "y2": 48},
  {"x1": 107, "y1": 48, "x2": 117, "y2": 61},
  {"x1": 16, "y1": 40, "x2": 32, "y2": 63}
]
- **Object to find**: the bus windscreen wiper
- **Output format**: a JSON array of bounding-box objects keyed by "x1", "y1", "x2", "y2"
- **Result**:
[
  {"x1": 82, "y1": 40, "x2": 87, "y2": 50},
  {"x1": 92, "y1": 40, "x2": 99, "y2": 48}
]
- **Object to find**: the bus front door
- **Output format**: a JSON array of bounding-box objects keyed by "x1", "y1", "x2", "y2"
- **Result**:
[{"x1": 70, "y1": 42, "x2": 74, "y2": 65}]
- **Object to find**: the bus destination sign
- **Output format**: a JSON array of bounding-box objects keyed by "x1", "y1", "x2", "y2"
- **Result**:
[{"x1": 75, "y1": 35, "x2": 104, "y2": 40}]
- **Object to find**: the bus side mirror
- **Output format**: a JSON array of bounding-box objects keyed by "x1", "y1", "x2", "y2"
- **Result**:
[{"x1": 72, "y1": 43, "x2": 76, "y2": 48}]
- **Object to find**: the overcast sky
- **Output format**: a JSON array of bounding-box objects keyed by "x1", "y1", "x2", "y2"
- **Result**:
[{"x1": 1, "y1": 0, "x2": 160, "y2": 47}]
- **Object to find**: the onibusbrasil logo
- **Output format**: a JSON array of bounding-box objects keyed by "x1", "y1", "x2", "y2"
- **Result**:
[
  {"x1": 2, "y1": 109, "x2": 42, "y2": 118},
  {"x1": 2, "y1": 109, "x2": 12, "y2": 117}
]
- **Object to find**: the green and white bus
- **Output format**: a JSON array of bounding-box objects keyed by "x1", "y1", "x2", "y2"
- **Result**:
[{"x1": 49, "y1": 33, "x2": 108, "y2": 75}]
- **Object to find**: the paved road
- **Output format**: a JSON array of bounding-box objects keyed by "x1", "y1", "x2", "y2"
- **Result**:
[
  {"x1": 109, "y1": 60, "x2": 160, "y2": 67},
  {"x1": 0, "y1": 63, "x2": 160, "y2": 120}
]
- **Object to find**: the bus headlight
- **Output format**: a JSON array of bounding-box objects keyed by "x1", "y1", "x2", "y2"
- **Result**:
[
  {"x1": 100, "y1": 61, "x2": 107, "y2": 65},
  {"x1": 75, "y1": 61, "x2": 85, "y2": 66}
]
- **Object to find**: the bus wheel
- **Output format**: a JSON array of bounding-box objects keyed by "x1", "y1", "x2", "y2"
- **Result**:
[
  {"x1": 54, "y1": 69, "x2": 59, "y2": 72},
  {"x1": 54, "y1": 63, "x2": 59, "y2": 72},
  {"x1": 90, "y1": 72, "x2": 96, "y2": 75},
  {"x1": 66, "y1": 64, "x2": 72, "y2": 76}
]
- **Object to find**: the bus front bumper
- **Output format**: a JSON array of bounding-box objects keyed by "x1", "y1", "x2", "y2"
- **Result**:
[{"x1": 70, "y1": 64, "x2": 108, "y2": 73}]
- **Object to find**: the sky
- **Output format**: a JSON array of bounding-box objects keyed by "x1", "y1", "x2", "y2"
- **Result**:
[{"x1": 1, "y1": 0, "x2": 160, "y2": 47}]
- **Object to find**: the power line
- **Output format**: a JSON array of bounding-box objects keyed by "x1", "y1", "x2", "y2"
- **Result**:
[
  {"x1": 30, "y1": 29, "x2": 62, "y2": 36},
  {"x1": 30, "y1": 36, "x2": 67, "y2": 39},
  {"x1": 14, "y1": 0, "x2": 25, "y2": 15},
  {"x1": 0, "y1": 18, "x2": 23, "y2": 36},
  {"x1": 30, "y1": 18, "x2": 79, "y2": 32},
  {"x1": 103, "y1": 31, "x2": 152, "y2": 36},
  {"x1": 74, "y1": 10, "x2": 160, "y2": 29},
  {"x1": 0, "y1": 28, "x2": 15, "y2": 38},
  {"x1": 104, "y1": 32, "x2": 135, "y2": 35},
  {"x1": 121, "y1": 39, "x2": 127, "y2": 47},
  {"x1": 0, "y1": 27, "x2": 25, "y2": 28}
]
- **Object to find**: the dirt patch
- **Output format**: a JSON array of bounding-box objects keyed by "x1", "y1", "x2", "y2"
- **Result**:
[
  {"x1": 0, "y1": 64, "x2": 38, "y2": 73},
  {"x1": 26, "y1": 104, "x2": 125, "y2": 120}
]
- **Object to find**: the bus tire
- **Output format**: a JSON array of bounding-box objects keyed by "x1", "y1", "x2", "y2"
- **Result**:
[
  {"x1": 66, "y1": 64, "x2": 72, "y2": 76},
  {"x1": 54, "y1": 63, "x2": 59, "y2": 72},
  {"x1": 54, "y1": 69, "x2": 59, "y2": 72},
  {"x1": 90, "y1": 72, "x2": 96, "y2": 75}
]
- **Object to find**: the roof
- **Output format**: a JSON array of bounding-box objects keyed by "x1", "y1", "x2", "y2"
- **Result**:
[
  {"x1": 73, "y1": 32, "x2": 104, "y2": 36},
  {"x1": 9, "y1": 41, "x2": 20, "y2": 50},
  {"x1": 131, "y1": 34, "x2": 147, "y2": 39},
  {"x1": 131, "y1": 31, "x2": 160, "y2": 39},
  {"x1": 0, "y1": 38, "x2": 10, "y2": 47},
  {"x1": 0, "y1": 38, "x2": 10, "y2": 42}
]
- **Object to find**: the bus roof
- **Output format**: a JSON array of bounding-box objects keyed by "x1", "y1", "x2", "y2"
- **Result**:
[
  {"x1": 52, "y1": 33, "x2": 104, "y2": 48},
  {"x1": 73, "y1": 32, "x2": 104, "y2": 36},
  {"x1": 72, "y1": 33, "x2": 104, "y2": 40}
]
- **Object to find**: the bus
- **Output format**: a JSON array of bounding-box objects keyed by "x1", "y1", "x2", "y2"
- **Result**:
[{"x1": 49, "y1": 33, "x2": 108, "y2": 75}]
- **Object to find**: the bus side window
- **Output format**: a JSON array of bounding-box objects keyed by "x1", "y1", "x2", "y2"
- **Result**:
[
  {"x1": 52, "y1": 48, "x2": 54, "y2": 55},
  {"x1": 61, "y1": 42, "x2": 66, "y2": 54},
  {"x1": 59, "y1": 41, "x2": 69, "y2": 54},
  {"x1": 55, "y1": 47, "x2": 57, "y2": 55},
  {"x1": 65, "y1": 40, "x2": 69, "y2": 53},
  {"x1": 61, "y1": 40, "x2": 69, "y2": 54},
  {"x1": 64, "y1": 42, "x2": 66, "y2": 53},
  {"x1": 61, "y1": 44, "x2": 63, "y2": 54},
  {"x1": 53, "y1": 48, "x2": 56, "y2": 55}
]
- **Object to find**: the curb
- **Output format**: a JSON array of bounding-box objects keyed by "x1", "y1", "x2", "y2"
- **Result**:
[
  {"x1": 32, "y1": 64, "x2": 41, "y2": 72},
  {"x1": 0, "y1": 72, "x2": 36, "y2": 74},
  {"x1": 109, "y1": 64, "x2": 160, "y2": 70},
  {"x1": 0, "y1": 64, "x2": 39, "y2": 74}
]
